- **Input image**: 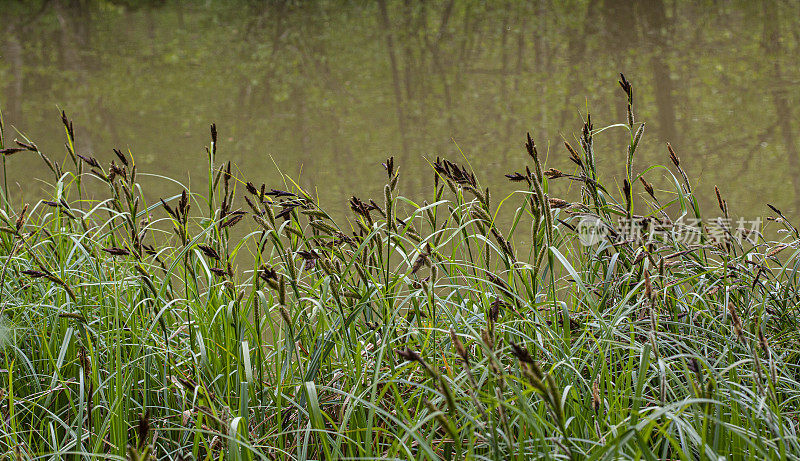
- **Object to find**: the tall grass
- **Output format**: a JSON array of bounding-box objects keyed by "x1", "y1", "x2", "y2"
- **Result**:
[{"x1": 1, "y1": 76, "x2": 799, "y2": 460}]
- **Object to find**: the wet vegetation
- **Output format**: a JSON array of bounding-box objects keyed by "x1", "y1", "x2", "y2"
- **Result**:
[{"x1": 2, "y1": 76, "x2": 800, "y2": 459}]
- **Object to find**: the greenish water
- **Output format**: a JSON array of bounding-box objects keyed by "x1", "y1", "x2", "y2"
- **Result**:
[{"x1": 2, "y1": 0, "x2": 799, "y2": 219}]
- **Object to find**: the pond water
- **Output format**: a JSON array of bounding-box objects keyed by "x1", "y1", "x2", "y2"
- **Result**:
[{"x1": 2, "y1": 0, "x2": 799, "y2": 222}]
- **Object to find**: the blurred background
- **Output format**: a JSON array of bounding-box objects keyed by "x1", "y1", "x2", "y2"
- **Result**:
[{"x1": 1, "y1": 0, "x2": 798, "y2": 220}]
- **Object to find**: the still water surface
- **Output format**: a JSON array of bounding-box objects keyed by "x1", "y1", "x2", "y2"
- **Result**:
[{"x1": 2, "y1": 1, "x2": 799, "y2": 220}]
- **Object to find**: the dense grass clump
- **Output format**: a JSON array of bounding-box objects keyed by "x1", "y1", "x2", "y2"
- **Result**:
[{"x1": 1, "y1": 77, "x2": 800, "y2": 460}]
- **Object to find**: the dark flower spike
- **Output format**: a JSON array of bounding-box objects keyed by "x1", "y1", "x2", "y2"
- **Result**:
[
  {"x1": 582, "y1": 115, "x2": 593, "y2": 143},
  {"x1": 61, "y1": 110, "x2": 74, "y2": 141},
  {"x1": 259, "y1": 265, "x2": 279, "y2": 281},
  {"x1": 592, "y1": 381, "x2": 601, "y2": 413},
  {"x1": 411, "y1": 252, "x2": 429, "y2": 275},
  {"x1": 265, "y1": 189, "x2": 295, "y2": 198},
  {"x1": 510, "y1": 342, "x2": 535, "y2": 364},
  {"x1": 0, "y1": 147, "x2": 26, "y2": 156},
  {"x1": 368, "y1": 199, "x2": 384, "y2": 213},
  {"x1": 525, "y1": 132, "x2": 538, "y2": 161},
  {"x1": 15, "y1": 139, "x2": 38, "y2": 152},
  {"x1": 619, "y1": 73, "x2": 633, "y2": 102},
  {"x1": 667, "y1": 143, "x2": 680, "y2": 167},
  {"x1": 505, "y1": 172, "x2": 527, "y2": 182},
  {"x1": 544, "y1": 168, "x2": 564, "y2": 179},
  {"x1": 197, "y1": 244, "x2": 220, "y2": 260},
  {"x1": 275, "y1": 204, "x2": 298, "y2": 221},
  {"x1": 433, "y1": 158, "x2": 477, "y2": 188},
  {"x1": 349, "y1": 196, "x2": 372, "y2": 219},
  {"x1": 103, "y1": 247, "x2": 130, "y2": 256},
  {"x1": 15, "y1": 204, "x2": 28, "y2": 230},
  {"x1": 179, "y1": 190, "x2": 189, "y2": 216},
  {"x1": 383, "y1": 156, "x2": 395, "y2": 177},
  {"x1": 639, "y1": 177, "x2": 656, "y2": 200},
  {"x1": 209, "y1": 267, "x2": 227, "y2": 277},
  {"x1": 449, "y1": 329, "x2": 469, "y2": 364},
  {"x1": 396, "y1": 347, "x2": 423, "y2": 363},
  {"x1": 297, "y1": 250, "x2": 319, "y2": 270},
  {"x1": 564, "y1": 141, "x2": 582, "y2": 166},
  {"x1": 296, "y1": 249, "x2": 319, "y2": 260},
  {"x1": 715, "y1": 185, "x2": 726, "y2": 214},
  {"x1": 137, "y1": 410, "x2": 150, "y2": 449},
  {"x1": 109, "y1": 161, "x2": 125, "y2": 178},
  {"x1": 160, "y1": 199, "x2": 177, "y2": 219},
  {"x1": 113, "y1": 148, "x2": 129, "y2": 167},
  {"x1": 489, "y1": 299, "x2": 507, "y2": 323},
  {"x1": 77, "y1": 154, "x2": 101, "y2": 169},
  {"x1": 221, "y1": 213, "x2": 245, "y2": 229}
]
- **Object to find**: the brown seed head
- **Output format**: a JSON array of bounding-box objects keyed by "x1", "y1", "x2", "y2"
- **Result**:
[
  {"x1": 102, "y1": 247, "x2": 130, "y2": 256},
  {"x1": 279, "y1": 306, "x2": 292, "y2": 326},
  {"x1": 14, "y1": 139, "x2": 38, "y2": 152},
  {"x1": 564, "y1": 141, "x2": 582, "y2": 166},
  {"x1": 727, "y1": 303, "x2": 744, "y2": 342},
  {"x1": 449, "y1": 329, "x2": 469, "y2": 365},
  {"x1": 396, "y1": 347, "x2": 423, "y2": 364},
  {"x1": 197, "y1": 244, "x2": 220, "y2": 260},
  {"x1": 714, "y1": 185, "x2": 727, "y2": 215},
  {"x1": 758, "y1": 326, "x2": 769, "y2": 353},
  {"x1": 15, "y1": 204, "x2": 28, "y2": 231},
  {"x1": 639, "y1": 176, "x2": 656, "y2": 200},
  {"x1": 592, "y1": 380, "x2": 601, "y2": 413},
  {"x1": 0, "y1": 147, "x2": 26, "y2": 156},
  {"x1": 137, "y1": 409, "x2": 150, "y2": 449},
  {"x1": 509, "y1": 342, "x2": 534, "y2": 364},
  {"x1": 667, "y1": 143, "x2": 680, "y2": 167},
  {"x1": 544, "y1": 168, "x2": 564, "y2": 179},
  {"x1": 618, "y1": 73, "x2": 633, "y2": 102},
  {"x1": 113, "y1": 148, "x2": 129, "y2": 167}
]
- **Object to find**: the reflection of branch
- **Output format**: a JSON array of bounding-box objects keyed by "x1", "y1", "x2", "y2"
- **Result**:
[
  {"x1": 432, "y1": 0, "x2": 455, "y2": 53},
  {"x1": 731, "y1": 123, "x2": 779, "y2": 176},
  {"x1": 703, "y1": 123, "x2": 777, "y2": 155},
  {"x1": 424, "y1": 0, "x2": 455, "y2": 56},
  {"x1": 456, "y1": 4, "x2": 485, "y2": 69},
  {"x1": 13, "y1": 0, "x2": 53, "y2": 34},
  {"x1": 462, "y1": 68, "x2": 520, "y2": 75},
  {"x1": 377, "y1": 0, "x2": 409, "y2": 155},
  {"x1": 763, "y1": 0, "x2": 800, "y2": 212}
]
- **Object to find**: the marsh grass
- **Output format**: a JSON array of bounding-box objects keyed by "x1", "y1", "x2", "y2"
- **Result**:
[{"x1": 1, "y1": 76, "x2": 800, "y2": 460}]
